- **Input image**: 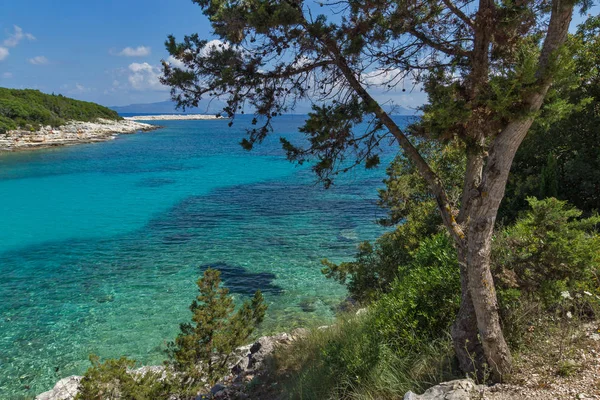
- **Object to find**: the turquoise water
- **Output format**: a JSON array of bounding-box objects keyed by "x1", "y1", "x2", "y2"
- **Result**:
[{"x1": 0, "y1": 115, "x2": 407, "y2": 397}]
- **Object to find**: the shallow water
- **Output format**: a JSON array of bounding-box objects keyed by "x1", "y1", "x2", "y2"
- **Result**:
[{"x1": 0, "y1": 115, "x2": 411, "y2": 397}]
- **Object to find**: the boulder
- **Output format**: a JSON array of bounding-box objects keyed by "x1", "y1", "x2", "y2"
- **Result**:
[
  {"x1": 404, "y1": 379, "x2": 480, "y2": 400},
  {"x1": 36, "y1": 376, "x2": 82, "y2": 400}
]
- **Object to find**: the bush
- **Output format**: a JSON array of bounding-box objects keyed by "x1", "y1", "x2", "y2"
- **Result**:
[
  {"x1": 492, "y1": 197, "x2": 600, "y2": 346},
  {"x1": 493, "y1": 197, "x2": 600, "y2": 304},
  {"x1": 321, "y1": 200, "x2": 441, "y2": 303},
  {"x1": 167, "y1": 268, "x2": 267, "y2": 386},
  {"x1": 371, "y1": 233, "x2": 460, "y2": 350},
  {"x1": 76, "y1": 356, "x2": 178, "y2": 400}
]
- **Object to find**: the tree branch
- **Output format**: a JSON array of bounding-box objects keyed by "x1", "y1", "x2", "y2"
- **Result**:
[
  {"x1": 408, "y1": 28, "x2": 470, "y2": 57},
  {"x1": 441, "y1": 0, "x2": 475, "y2": 28},
  {"x1": 315, "y1": 33, "x2": 466, "y2": 247}
]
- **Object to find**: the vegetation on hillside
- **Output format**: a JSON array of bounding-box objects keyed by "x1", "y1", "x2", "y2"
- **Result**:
[{"x1": 0, "y1": 88, "x2": 121, "y2": 134}]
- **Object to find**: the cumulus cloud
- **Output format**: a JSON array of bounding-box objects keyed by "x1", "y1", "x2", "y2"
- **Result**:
[
  {"x1": 28, "y1": 55, "x2": 48, "y2": 65},
  {"x1": 3, "y1": 25, "x2": 35, "y2": 48},
  {"x1": 166, "y1": 55, "x2": 185, "y2": 69},
  {"x1": 0, "y1": 47, "x2": 8, "y2": 61},
  {"x1": 127, "y1": 62, "x2": 167, "y2": 91},
  {"x1": 2, "y1": 72, "x2": 13, "y2": 78},
  {"x1": 199, "y1": 39, "x2": 230, "y2": 57},
  {"x1": 117, "y1": 46, "x2": 151, "y2": 57}
]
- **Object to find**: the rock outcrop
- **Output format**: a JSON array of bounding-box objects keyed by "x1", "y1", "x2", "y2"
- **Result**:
[
  {"x1": 0, "y1": 118, "x2": 157, "y2": 152},
  {"x1": 36, "y1": 330, "x2": 307, "y2": 400},
  {"x1": 36, "y1": 376, "x2": 82, "y2": 400},
  {"x1": 404, "y1": 379, "x2": 482, "y2": 400}
]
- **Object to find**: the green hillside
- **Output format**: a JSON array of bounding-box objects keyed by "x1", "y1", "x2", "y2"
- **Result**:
[{"x1": 0, "y1": 88, "x2": 121, "y2": 134}]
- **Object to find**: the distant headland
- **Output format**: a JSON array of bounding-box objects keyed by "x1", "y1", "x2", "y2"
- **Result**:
[{"x1": 0, "y1": 88, "x2": 158, "y2": 152}]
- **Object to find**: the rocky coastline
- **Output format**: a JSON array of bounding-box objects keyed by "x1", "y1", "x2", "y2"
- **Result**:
[
  {"x1": 0, "y1": 118, "x2": 158, "y2": 152},
  {"x1": 36, "y1": 330, "x2": 307, "y2": 400}
]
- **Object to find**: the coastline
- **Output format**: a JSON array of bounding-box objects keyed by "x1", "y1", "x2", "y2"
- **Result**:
[
  {"x1": 124, "y1": 114, "x2": 223, "y2": 121},
  {"x1": 0, "y1": 118, "x2": 159, "y2": 153}
]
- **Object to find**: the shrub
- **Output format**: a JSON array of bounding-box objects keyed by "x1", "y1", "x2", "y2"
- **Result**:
[
  {"x1": 75, "y1": 356, "x2": 178, "y2": 400},
  {"x1": 371, "y1": 233, "x2": 460, "y2": 350},
  {"x1": 167, "y1": 268, "x2": 267, "y2": 386},
  {"x1": 321, "y1": 200, "x2": 441, "y2": 303},
  {"x1": 492, "y1": 197, "x2": 600, "y2": 346},
  {"x1": 493, "y1": 197, "x2": 600, "y2": 304}
]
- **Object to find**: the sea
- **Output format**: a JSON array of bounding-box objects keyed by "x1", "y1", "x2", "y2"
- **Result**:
[{"x1": 0, "y1": 114, "x2": 413, "y2": 397}]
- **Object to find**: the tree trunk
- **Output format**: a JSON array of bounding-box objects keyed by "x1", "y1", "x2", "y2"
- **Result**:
[
  {"x1": 451, "y1": 246, "x2": 486, "y2": 378},
  {"x1": 465, "y1": 208, "x2": 512, "y2": 382}
]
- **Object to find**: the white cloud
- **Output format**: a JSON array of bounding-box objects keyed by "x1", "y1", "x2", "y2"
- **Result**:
[
  {"x1": 0, "y1": 47, "x2": 8, "y2": 61},
  {"x1": 362, "y1": 68, "x2": 407, "y2": 87},
  {"x1": 3, "y1": 25, "x2": 35, "y2": 48},
  {"x1": 117, "y1": 46, "x2": 151, "y2": 57},
  {"x1": 127, "y1": 62, "x2": 167, "y2": 91},
  {"x1": 166, "y1": 55, "x2": 185, "y2": 69},
  {"x1": 28, "y1": 55, "x2": 48, "y2": 65},
  {"x1": 2, "y1": 72, "x2": 13, "y2": 78},
  {"x1": 200, "y1": 39, "x2": 230, "y2": 57}
]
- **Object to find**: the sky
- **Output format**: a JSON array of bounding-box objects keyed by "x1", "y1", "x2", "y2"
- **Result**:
[{"x1": 0, "y1": 1, "x2": 597, "y2": 108}]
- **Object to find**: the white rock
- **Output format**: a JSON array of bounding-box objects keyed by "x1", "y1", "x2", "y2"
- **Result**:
[
  {"x1": 404, "y1": 379, "x2": 479, "y2": 400},
  {"x1": 35, "y1": 376, "x2": 82, "y2": 400}
]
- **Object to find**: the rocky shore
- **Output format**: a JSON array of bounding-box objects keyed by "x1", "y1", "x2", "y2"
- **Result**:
[
  {"x1": 36, "y1": 330, "x2": 307, "y2": 400},
  {"x1": 0, "y1": 118, "x2": 158, "y2": 152},
  {"x1": 124, "y1": 114, "x2": 223, "y2": 121}
]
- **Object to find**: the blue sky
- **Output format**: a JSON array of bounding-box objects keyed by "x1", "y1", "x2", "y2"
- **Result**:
[
  {"x1": 0, "y1": 1, "x2": 597, "y2": 108},
  {"x1": 0, "y1": 0, "x2": 214, "y2": 106}
]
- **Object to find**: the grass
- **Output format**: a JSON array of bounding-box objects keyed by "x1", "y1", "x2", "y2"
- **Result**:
[{"x1": 255, "y1": 313, "x2": 460, "y2": 400}]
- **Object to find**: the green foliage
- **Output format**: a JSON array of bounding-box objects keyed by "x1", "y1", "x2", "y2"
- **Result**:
[
  {"x1": 321, "y1": 201, "x2": 439, "y2": 303},
  {"x1": 167, "y1": 268, "x2": 267, "y2": 386},
  {"x1": 76, "y1": 356, "x2": 178, "y2": 400},
  {"x1": 0, "y1": 88, "x2": 120, "y2": 134},
  {"x1": 322, "y1": 140, "x2": 463, "y2": 302},
  {"x1": 501, "y1": 16, "x2": 600, "y2": 221},
  {"x1": 493, "y1": 197, "x2": 600, "y2": 345},
  {"x1": 493, "y1": 197, "x2": 600, "y2": 301},
  {"x1": 371, "y1": 234, "x2": 460, "y2": 349}
]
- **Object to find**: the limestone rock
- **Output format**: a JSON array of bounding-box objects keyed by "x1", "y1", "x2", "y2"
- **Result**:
[
  {"x1": 404, "y1": 379, "x2": 480, "y2": 400},
  {"x1": 36, "y1": 376, "x2": 82, "y2": 400}
]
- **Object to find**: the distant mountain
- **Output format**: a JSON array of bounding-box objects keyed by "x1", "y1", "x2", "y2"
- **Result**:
[
  {"x1": 382, "y1": 104, "x2": 420, "y2": 115},
  {"x1": 110, "y1": 100, "x2": 420, "y2": 116}
]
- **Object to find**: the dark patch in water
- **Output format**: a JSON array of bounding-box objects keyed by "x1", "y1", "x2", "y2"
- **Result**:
[
  {"x1": 199, "y1": 262, "x2": 282, "y2": 296},
  {"x1": 162, "y1": 232, "x2": 197, "y2": 244},
  {"x1": 299, "y1": 298, "x2": 317, "y2": 313},
  {"x1": 136, "y1": 177, "x2": 176, "y2": 188}
]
